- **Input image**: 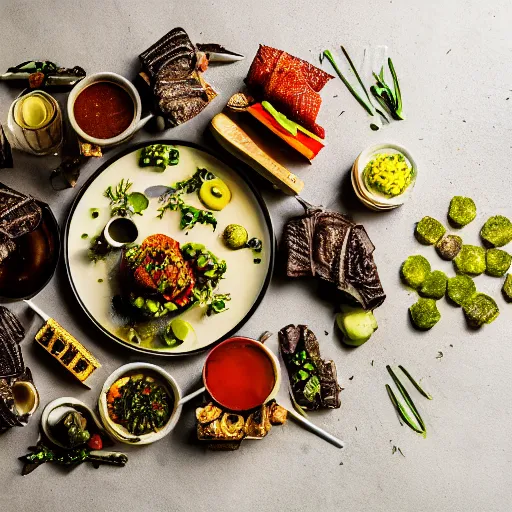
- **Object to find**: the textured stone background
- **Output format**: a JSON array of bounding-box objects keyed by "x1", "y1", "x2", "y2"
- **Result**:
[{"x1": 1, "y1": 1, "x2": 511, "y2": 511}]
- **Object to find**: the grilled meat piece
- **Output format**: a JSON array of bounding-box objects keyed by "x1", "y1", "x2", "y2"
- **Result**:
[
  {"x1": 139, "y1": 27, "x2": 216, "y2": 127},
  {"x1": 279, "y1": 324, "x2": 341, "y2": 411},
  {"x1": 124, "y1": 234, "x2": 195, "y2": 307},
  {"x1": 283, "y1": 207, "x2": 386, "y2": 311},
  {"x1": 245, "y1": 45, "x2": 333, "y2": 138},
  {"x1": 0, "y1": 183, "x2": 41, "y2": 239}
]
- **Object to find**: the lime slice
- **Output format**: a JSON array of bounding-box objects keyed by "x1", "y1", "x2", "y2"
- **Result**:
[
  {"x1": 170, "y1": 319, "x2": 196, "y2": 344},
  {"x1": 21, "y1": 95, "x2": 50, "y2": 128}
]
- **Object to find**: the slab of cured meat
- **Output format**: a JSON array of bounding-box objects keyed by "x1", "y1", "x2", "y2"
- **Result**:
[{"x1": 245, "y1": 45, "x2": 333, "y2": 139}]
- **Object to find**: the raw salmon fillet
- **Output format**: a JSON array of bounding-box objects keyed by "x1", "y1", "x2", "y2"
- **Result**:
[{"x1": 245, "y1": 45, "x2": 333, "y2": 138}]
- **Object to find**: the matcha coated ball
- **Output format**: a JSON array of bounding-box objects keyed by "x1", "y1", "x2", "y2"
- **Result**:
[{"x1": 223, "y1": 224, "x2": 248, "y2": 250}]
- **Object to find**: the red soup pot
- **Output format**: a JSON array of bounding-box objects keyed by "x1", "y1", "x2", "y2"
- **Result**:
[{"x1": 202, "y1": 337, "x2": 281, "y2": 412}]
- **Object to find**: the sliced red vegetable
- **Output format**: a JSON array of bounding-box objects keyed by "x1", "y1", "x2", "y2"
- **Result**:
[
  {"x1": 87, "y1": 433, "x2": 103, "y2": 451},
  {"x1": 247, "y1": 103, "x2": 324, "y2": 160}
]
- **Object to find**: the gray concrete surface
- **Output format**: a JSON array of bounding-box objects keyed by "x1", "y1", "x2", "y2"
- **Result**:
[{"x1": 1, "y1": 1, "x2": 512, "y2": 511}]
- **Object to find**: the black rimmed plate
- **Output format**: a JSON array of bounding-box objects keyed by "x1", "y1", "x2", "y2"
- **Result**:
[{"x1": 64, "y1": 141, "x2": 274, "y2": 356}]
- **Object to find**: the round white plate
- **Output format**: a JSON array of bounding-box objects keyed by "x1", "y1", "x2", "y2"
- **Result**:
[{"x1": 65, "y1": 141, "x2": 274, "y2": 356}]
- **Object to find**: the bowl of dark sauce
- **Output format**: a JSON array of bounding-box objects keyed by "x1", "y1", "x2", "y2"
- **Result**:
[{"x1": 67, "y1": 72, "x2": 145, "y2": 147}]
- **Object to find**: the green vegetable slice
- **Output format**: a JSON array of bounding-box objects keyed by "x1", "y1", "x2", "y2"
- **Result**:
[
  {"x1": 127, "y1": 192, "x2": 149, "y2": 215},
  {"x1": 303, "y1": 375, "x2": 321, "y2": 402}
]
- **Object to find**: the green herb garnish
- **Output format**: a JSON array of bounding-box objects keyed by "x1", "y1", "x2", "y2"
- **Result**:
[
  {"x1": 397, "y1": 366, "x2": 433, "y2": 400},
  {"x1": 90, "y1": 208, "x2": 100, "y2": 219},
  {"x1": 323, "y1": 49, "x2": 374, "y2": 116},
  {"x1": 81, "y1": 233, "x2": 88, "y2": 239},
  {"x1": 104, "y1": 179, "x2": 149, "y2": 217},
  {"x1": 370, "y1": 58, "x2": 404, "y2": 120},
  {"x1": 386, "y1": 365, "x2": 429, "y2": 437},
  {"x1": 157, "y1": 169, "x2": 218, "y2": 231}
]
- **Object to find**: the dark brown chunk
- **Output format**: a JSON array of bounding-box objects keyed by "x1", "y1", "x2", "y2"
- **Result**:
[{"x1": 283, "y1": 206, "x2": 385, "y2": 310}]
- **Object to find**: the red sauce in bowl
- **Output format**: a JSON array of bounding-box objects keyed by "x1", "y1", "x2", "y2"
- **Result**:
[
  {"x1": 73, "y1": 82, "x2": 134, "y2": 140},
  {"x1": 204, "y1": 338, "x2": 276, "y2": 411}
]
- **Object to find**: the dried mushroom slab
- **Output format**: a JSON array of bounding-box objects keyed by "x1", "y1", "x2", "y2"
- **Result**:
[
  {"x1": 486, "y1": 248, "x2": 512, "y2": 277},
  {"x1": 436, "y1": 235, "x2": 462, "y2": 261},
  {"x1": 480, "y1": 215, "x2": 512, "y2": 247},
  {"x1": 453, "y1": 245, "x2": 486, "y2": 275},
  {"x1": 401, "y1": 255, "x2": 431, "y2": 289},
  {"x1": 446, "y1": 275, "x2": 477, "y2": 307},
  {"x1": 448, "y1": 196, "x2": 476, "y2": 227},
  {"x1": 415, "y1": 216, "x2": 446, "y2": 245},
  {"x1": 409, "y1": 298, "x2": 441, "y2": 330},
  {"x1": 463, "y1": 293, "x2": 499, "y2": 328}
]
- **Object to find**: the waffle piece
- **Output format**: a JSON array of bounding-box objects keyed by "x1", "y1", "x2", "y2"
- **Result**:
[{"x1": 34, "y1": 318, "x2": 100, "y2": 384}]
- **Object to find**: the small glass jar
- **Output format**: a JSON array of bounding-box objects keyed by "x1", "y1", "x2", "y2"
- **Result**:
[{"x1": 7, "y1": 90, "x2": 63, "y2": 156}]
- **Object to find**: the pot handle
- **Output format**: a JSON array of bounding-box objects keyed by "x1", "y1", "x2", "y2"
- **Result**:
[{"x1": 178, "y1": 386, "x2": 206, "y2": 406}]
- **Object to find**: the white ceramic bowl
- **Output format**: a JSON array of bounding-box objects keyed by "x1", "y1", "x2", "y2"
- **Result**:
[
  {"x1": 98, "y1": 362, "x2": 182, "y2": 445},
  {"x1": 352, "y1": 142, "x2": 417, "y2": 208},
  {"x1": 67, "y1": 72, "x2": 142, "y2": 147}
]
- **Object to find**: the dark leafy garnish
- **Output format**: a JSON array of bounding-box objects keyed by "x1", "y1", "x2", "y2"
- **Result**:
[
  {"x1": 157, "y1": 168, "x2": 218, "y2": 231},
  {"x1": 179, "y1": 203, "x2": 217, "y2": 231},
  {"x1": 110, "y1": 376, "x2": 171, "y2": 436},
  {"x1": 19, "y1": 441, "x2": 127, "y2": 475},
  {"x1": 370, "y1": 59, "x2": 404, "y2": 120}
]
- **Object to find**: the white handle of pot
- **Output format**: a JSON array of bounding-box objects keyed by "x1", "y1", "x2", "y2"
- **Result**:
[
  {"x1": 24, "y1": 299, "x2": 50, "y2": 322},
  {"x1": 178, "y1": 386, "x2": 206, "y2": 406},
  {"x1": 133, "y1": 114, "x2": 154, "y2": 132},
  {"x1": 286, "y1": 407, "x2": 345, "y2": 449}
]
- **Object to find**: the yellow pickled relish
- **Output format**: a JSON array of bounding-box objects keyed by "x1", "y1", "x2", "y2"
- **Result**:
[{"x1": 363, "y1": 153, "x2": 412, "y2": 198}]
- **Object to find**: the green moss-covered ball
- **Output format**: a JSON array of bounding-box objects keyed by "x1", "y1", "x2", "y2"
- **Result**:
[
  {"x1": 446, "y1": 275, "x2": 477, "y2": 306},
  {"x1": 222, "y1": 224, "x2": 248, "y2": 250},
  {"x1": 453, "y1": 245, "x2": 487, "y2": 275},
  {"x1": 409, "y1": 298, "x2": 441, "y2": 330},
  {"x1": 415, "y1": 216, "x2": 446, "y2": 245},
  {"x1": 480, "y1": 215, "x2": 512, "y2": 247},
  {"x1": 462, "y1": 293, "x2": 499, "y2": 328},
  {"x1": 448, "y1": 196, "x2": 477, "y2": 227},
  {"x1": 419, "y1": 270, "x2": 448, "y2": 300},
  {"x1": 401, "y1": 255, "x2": 431, "y2": 289},
  {"x1": 436, "y1": 235, "x2": 463, "y2": 260},
  {"x1": 486, "y1": 248, "x2": 512, "y2": 277},
  {"x1": 503, "y1": 274, "x2": 512, "y2": 302}
]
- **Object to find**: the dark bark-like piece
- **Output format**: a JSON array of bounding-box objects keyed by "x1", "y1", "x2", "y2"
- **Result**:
[
  {"x1": 283, "y1": 206, "x2": 385, "y2": 310},
  {"x1": 0, "y1": 235, "x2": 16, "y2": 264},
  {"x1": 0, "y1": 124, "x2": 13, "y2": 169},
  {"x1": 0, "y1": 183, "x2": 41, "y2": 238},
  {"x1": 278, "y1": 324, "x2": 341, "y2": 411},
  {"x1": 139, "y1": 27, "x2": 215, "y2": 127}
]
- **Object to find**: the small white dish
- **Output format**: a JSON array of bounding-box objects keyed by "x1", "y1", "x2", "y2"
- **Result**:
[
  {"x1": 67, "y1": 72, "x2": 152, "y2": 148},
  {"x1": 352, "y1": 142, "x2": 417, "y2": 209},
  {"x1": 41, "y1": 396, "x2": 108, "y2": 449},
  {"x1": 350, "y1": 168, "x2": 398, "y2": 211},
  {"x1": 98, "y1": 362, "x2": 182, "y2": 445}
]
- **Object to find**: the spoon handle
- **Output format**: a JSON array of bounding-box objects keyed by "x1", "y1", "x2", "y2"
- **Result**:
[
  {"x1": 287, "y1": 407, "x2": 345, "y2": 449},
  {"x1": 178, "y1": 386, "x2": 206, "y2": 406}
]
